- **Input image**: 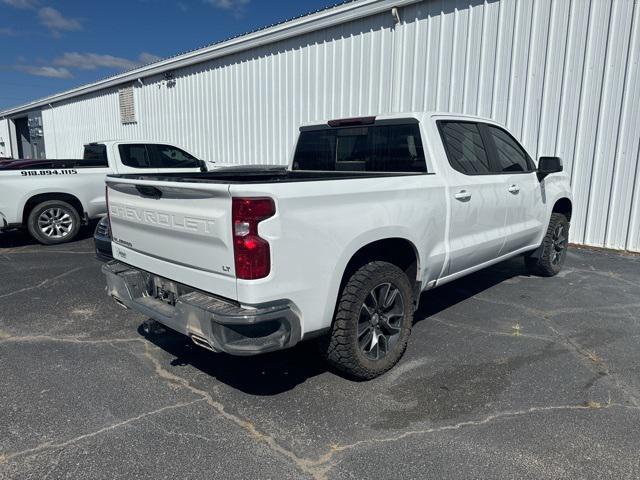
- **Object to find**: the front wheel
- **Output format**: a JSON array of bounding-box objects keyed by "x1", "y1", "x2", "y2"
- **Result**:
[
  {"x1": 320, "y1": 261, "x2": 414, "y2": 380},
  {"x1": 27, "y1": 200, "x2": 81, "y2": 245},
  {"x1": 525, "y1": 212, "x2": 569, "y2": 277}
]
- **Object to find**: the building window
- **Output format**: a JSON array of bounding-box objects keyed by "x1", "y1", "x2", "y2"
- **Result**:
[{"x1": 118, "y1": 86, "x2": 136, "y2": 124}]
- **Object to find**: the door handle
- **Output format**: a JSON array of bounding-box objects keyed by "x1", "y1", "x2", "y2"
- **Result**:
[
  {"x1": 508, "y1": 184, "x2": 520, "y2": 194},
  {"x1": 454, "y1": 190, "x2": 472, "y2": 201}
]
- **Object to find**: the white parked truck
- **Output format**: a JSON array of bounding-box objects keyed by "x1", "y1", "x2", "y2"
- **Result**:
[
  {"x1": 0, "y1": 141, "x2": 212, "y2": 244},
  {"x1": 103, "y1": 113, "x2": 573, "y2": 379}
]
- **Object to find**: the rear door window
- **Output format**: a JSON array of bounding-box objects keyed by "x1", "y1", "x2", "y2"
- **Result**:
[
  {"x1": 119, "y1": 144, "x2": 152, "y2": 168},
  {"x1": 438, "y1": 121, "x2": 491, "y2": 175},
  {"x1": 293, "y1": 122, "x2": 427, "y2": 173},
  {"x1": 149, "y1": 144, "x2": 200, "y2": 169}
]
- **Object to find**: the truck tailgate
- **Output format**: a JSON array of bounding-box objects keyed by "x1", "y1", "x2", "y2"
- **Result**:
[{"x1": 106, "y1": 177, "x2": 237, "y2": 300}]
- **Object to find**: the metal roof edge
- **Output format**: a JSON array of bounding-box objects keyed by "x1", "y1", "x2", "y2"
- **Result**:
[{"x1": 0, "y1": 0, "x2": 420, "y2": 118}]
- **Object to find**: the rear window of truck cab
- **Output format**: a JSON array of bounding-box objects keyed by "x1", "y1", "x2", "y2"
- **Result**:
[
  {"x1": 83, "y1": 144, "x2": 108, "y2": 166},
  {"x1": 293, "y1": 122, "x2": 427, "y2": 173}
]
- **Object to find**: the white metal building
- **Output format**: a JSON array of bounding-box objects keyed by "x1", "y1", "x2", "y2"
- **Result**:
[{"x1": 1, "y1": 0, "x2": 639, "y2": 252}]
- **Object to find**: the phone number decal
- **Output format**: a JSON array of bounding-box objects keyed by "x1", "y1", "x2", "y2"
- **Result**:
[{"x1": 21, "y1": 169, "x2": 78, "y2": 176}]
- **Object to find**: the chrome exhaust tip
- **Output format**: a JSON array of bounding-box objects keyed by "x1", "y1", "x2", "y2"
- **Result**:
[
  {"x1": 111, "y1": 295, "x2": 129, "y2": 310},
  {"x1": 190, "y1": 333, "x2": 215, "y2": 352}
]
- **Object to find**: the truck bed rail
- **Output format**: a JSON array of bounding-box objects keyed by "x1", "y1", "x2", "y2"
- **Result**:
[{"x1": 0, "y1": 158, "x2": 108, "y2": 171}]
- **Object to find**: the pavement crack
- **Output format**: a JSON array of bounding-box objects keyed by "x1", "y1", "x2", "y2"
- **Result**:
[
  {"x1": 326, "y1": 401, "x2": 628, "y2": 457},
  {"x1": 544, "y1": 323, "x2": 608, "y2": 372},
  {"x1": 543, "y1": 321, "x2": 640, "y2": 407},
  {"x1": 141, "y1": 342, "x2": 330, "y2": 480},
  {"x1": 468, "y1": 293, "x2": 640, "y2": 318},
  {"x1": 429, "y1": 313, "x2": 640, "y2": 407},
  {"x1": 570, "y1": 267, "x2": 640, "y2": 290},
  {"x1": 147, "y1": 418, "x2": 214, "y2": 444},
  {"x1": 430, "y1": 317, "x2": 555, "y2": 341},
  {"x1": 138, "y1": 338, "x2": 640, "y2": 480},
  {"x1": 463, "y1": 285, "x2": 640, "y2": 408},
  {"x1": 0, "y1": 266, "x2": 88, "y2": 300},
  {"x1": 2, "y1": 399, "x2": 204, "y2": 463}
]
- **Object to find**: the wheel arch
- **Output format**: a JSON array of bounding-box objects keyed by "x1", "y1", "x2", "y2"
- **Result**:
[
  {"x1": 23, "y1": 192, "x2": 85, "y2": 225},
  {"x1": 552, "y1": 197, "x2": 572, "y2": 222},
  {"x1": 337, "y1": 237, "x2": 421, "y2": 306}
]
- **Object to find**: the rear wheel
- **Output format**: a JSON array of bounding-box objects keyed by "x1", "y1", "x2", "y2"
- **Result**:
[
  {"x1": 525, "y1": 212, "x2": 569, "y2": 277},
  {"x1": 27, "y1": 200, "x2": 81, "y2": 245},
  {"x1": 320, "y1": 261, "x2": 414, "y2": 380}
]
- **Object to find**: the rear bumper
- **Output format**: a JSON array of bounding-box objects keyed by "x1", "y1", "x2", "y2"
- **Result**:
[{"x1": 102, "y1": 261, "x2": 301, "y2": 356}]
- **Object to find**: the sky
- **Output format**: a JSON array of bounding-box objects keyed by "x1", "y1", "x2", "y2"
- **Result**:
[{"x1": 0, "y1": 0, "x2": 342, "y2": 110}]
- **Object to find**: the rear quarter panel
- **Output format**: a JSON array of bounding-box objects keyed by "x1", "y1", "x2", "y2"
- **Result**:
[{"x1": 230, "y1": 174, "x2": 447, "y2": 335}]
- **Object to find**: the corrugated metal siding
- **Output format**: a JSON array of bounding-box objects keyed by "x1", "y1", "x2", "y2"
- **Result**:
[
  {"x1": 0, "y1": 119, "x2": 11, "y2": 157},
  {"x1": 39, "y1": 0, "x2": 640, "y2": 252},
  {"x1": 394, "y1": 0, "x2": 640, "y2": 253},
  {"x1": 42, "y1": 11, "x2": 396, "y2": 162}
]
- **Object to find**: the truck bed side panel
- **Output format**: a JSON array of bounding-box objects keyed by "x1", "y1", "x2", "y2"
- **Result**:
[
  {"x1": 230, "y1": 174, "x2": 448, "y2": 334},
  {"x1": 0, "y1": 168, "x2": 111, "y2": 224}
]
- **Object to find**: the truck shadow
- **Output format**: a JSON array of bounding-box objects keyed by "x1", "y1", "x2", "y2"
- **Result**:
[
  {"x1": 0, "y1": 221, "x2": 98, "y2": 248},
  {"x1": 139, "y1": 325, "x2": 328, "y2": 395},
  {"x1": 414, "y1": 256, "x2": 528, "y2": 320},
  {"x1": 140, "y1": 256, "x2": 529, "y2": 396}
]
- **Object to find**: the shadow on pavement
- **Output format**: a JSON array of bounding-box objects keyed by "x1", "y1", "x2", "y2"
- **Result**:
[
  {"x1": 140, "y1": 324, "x2": 329, "y2": 395},
  {"x1": 415, "y1": 256, "x2": 529, "y2": 321},
  {"x1": 0, "y1": 221, "x2": 98, "y2": 249},
  {"x1": 140, "y1": 256, "x2": 530, "y2": 395}
]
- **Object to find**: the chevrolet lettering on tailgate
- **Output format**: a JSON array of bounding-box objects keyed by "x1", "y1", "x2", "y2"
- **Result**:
[{"x1": 109, "y1": 203, "x2": 216, "y2": 235}]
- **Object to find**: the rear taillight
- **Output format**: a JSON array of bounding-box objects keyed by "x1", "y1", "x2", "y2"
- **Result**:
[
  {"x1": 105, "y1": 185, "x2": 112, "y2": 239},
  {"x1": 232, "y1": 197, "x2": 276, "y2": 280}
]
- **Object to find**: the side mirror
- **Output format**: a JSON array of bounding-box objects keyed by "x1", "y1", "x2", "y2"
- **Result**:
[
  {"x1": 537, "y1": 156, "x2": 562, "y2": 180},
  {"x1": 198, "y1": 159, "x2": 208, "y2": 172}
]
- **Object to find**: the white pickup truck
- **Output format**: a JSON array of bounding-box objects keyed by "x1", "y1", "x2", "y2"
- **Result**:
[
  {"x1": 103, "y1": 112, "x2": 572, "y2": 379},
  {"x1": 0, "y1": 141, "x2": 211, "y2": 244}
]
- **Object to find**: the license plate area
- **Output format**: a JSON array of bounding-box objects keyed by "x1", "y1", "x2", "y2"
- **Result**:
[{"x1": 152, "y1": 276, "x2": 179, "y2": 306}]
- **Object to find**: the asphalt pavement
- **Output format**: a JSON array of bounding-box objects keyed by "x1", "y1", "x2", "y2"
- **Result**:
[{"x1": 1, "y1": 227, "x2": 639, "y2": 479}]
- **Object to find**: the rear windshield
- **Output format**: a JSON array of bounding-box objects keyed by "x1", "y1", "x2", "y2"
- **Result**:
[
  {"x1": 83, "y1": 144, "x2": 108, "y2": 166},
  {"x1": 292, "y1": 123, "x2": 427, "y2": 173}
]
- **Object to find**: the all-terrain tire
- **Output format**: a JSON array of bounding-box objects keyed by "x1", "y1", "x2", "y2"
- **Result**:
[
  {"x1": 27, "y1": 200, "x2": 81, "y2": 245},
  {"x1": 525, "y1": 213, "x2": 569, "y2": 277},
  {"x1": 320, "y1": 261, "x2": 414, "y2": 380}
]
